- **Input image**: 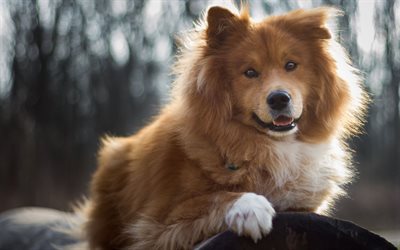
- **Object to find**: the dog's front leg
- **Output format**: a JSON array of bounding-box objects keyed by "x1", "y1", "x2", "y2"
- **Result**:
[{"x1": 129, "y1": 192, "x2": 275, "y2": 250}]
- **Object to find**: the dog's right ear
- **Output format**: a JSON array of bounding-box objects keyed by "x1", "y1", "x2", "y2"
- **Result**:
[{"x1": 206, "y1": 6, "x2": 248, "y2": 48}]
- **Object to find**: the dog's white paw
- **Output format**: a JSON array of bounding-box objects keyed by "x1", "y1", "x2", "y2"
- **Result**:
[{"x1": 225, "y1": 193, "x2": 275, "y2": 242}]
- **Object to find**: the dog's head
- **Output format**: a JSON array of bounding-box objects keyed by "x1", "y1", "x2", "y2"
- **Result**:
[{"x1": 178, "y1": 6, "x2": 367, "y2": 143}]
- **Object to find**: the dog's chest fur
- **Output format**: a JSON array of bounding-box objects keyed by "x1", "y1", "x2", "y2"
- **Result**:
[
  {"x1": 260, "y1": 139, "x2": 349, "y2": 211},
  {"x1": 219, "y1": 138, "x2": 348, "y2": 212},
  {"x1": 181, "y1": 129, "x2": 350, "y2": 213}
]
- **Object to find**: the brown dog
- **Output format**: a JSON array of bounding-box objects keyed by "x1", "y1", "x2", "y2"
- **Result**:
[{"x1": 85, "y1": 4, "x2": 367, "y2": 250}]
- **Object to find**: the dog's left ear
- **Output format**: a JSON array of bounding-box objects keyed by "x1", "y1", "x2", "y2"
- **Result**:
[
  {"x1": 206, "y1": 6, "x2": 249, "y2": 48},
  {"x1": 278, "y1": 7, "x2": 338, "y2": 40}
]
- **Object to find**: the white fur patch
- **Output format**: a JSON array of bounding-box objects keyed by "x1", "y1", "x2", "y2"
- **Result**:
[
  {"x1": 266, "y1": 138, "x2": 351, "y2": 212},
  {"x1": 225, "y1": 193, "x2": 275, "y2": 242}
]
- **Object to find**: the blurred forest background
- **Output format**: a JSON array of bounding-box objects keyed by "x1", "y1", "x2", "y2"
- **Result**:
[{"x1": 0, "y1": 0, "x2": 399, "y2": 233}]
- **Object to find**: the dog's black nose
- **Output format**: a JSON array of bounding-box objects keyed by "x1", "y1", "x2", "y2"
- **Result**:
[{"x1": 267, "y1": 91, "x2": 291, "y2": 110}]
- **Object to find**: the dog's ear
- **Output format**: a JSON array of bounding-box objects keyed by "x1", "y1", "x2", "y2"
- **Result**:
[
  {"x1": 206, "y1": 6, "x2": 248, "y2": 48},
  {"x1": 277, "y1": 7, "x2": 337, "y2": 40}
]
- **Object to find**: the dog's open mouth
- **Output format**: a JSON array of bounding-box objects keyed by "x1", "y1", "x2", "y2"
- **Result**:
[{"x1": 252, "y1": 113, "x2": 299, "y2": 132}]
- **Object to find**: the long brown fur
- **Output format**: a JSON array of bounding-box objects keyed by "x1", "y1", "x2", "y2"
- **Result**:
[{"x1": 85, "y1": 4, "x2": 368, "y2": 250}]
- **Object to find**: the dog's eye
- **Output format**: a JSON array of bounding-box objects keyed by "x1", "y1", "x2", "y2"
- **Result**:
[
  {"x1": 244, "y1": 68, "x2": 259, "y2": 78},
  {"x1": 284, "y1": 61, "x2": 297, "y2": 71}
]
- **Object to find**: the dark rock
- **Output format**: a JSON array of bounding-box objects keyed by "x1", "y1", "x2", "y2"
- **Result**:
[{"x1": 0, "y1": 208, "x2": 396, "y2": 250}]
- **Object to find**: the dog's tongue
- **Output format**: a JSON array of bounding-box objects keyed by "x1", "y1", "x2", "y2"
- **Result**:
[{"x1": 272, "y1": 116, "x2": 294, "y2": 126}]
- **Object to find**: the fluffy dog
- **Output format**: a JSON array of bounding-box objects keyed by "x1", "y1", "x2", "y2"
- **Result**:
[{"x1": 85, "y1": 5, "x2": 367, "y2": 250}]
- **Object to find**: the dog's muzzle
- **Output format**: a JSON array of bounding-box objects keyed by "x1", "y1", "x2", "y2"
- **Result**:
[{"x1": 253, "y1": 90, "x2": 300, "y2": 132}]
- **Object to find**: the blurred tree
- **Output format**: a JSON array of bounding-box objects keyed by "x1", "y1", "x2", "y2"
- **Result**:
[
  {"x1": 0, "y1": 0, "x2": 206, "y2": 210},
  {"x1": 376, "y1": 0, "x2": 399, "y2": 178}
]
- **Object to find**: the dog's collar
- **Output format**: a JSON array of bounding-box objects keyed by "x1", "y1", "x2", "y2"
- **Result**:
[{"x1": 226, "y1": 162, "x2": 239, "y2": 171}]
